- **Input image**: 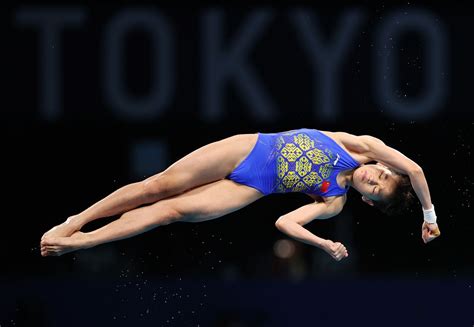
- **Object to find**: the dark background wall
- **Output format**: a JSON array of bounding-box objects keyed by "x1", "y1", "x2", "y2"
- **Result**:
[{"x1": 1, "y1": 1, "x2": 473, "y2": 326}]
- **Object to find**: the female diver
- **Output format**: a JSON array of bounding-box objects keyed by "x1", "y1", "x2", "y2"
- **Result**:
[{"x1": 40, "y1": 128, "x2": 440, "y2": 261}]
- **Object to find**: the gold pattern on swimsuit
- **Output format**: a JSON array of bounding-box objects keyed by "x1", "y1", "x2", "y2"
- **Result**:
[
  {"x1": 277, "y1": 156, "x2": 289, "y2": 178},
  {"x1": 292, "y1": 181, "x2": 309, "y2": 192},
  {"x1": 293, "y1": 133, "x2": 315, "y2": 151},
  {"x1": 280, "y1": 143, "x2": 303, "y2": 162},
  {"x1": 282, "y1": 171, "x2": 300, "y2": 188},
  {"x1": 275, "y1": 132, "x2": 330, "y2": 193},
  {"x1": 319, "y1": 163, "x2": 332, "y2": 179},
  {"x1": 305, "y1": 148, "x2": 330, "y2": 165},
  {"x1": 295, "y1": 156, "x2": 312, "y2": 177},
  {"x1": 303, "y1": 171, "x2": 322, "y2": 187}
]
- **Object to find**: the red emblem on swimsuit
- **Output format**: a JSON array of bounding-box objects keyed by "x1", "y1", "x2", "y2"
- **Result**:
[{"x1": 320, "y1": 181, "x2": 330, "y2": 193}]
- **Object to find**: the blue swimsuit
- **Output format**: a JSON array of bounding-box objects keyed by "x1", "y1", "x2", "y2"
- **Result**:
[{"x1": 226, "y1": 128, "x2": 361, "y2": 196}]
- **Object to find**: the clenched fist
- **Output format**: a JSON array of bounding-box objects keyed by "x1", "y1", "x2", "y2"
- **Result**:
[
  {"x1": 422, "y1": 222, "x2": 440, "y2": 244},
  {"x1": 322, "y1": 240, "x2": 349, "y2": 261}
]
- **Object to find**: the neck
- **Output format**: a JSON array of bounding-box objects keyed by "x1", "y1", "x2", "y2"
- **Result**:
[{"x1": 342, "y1": 168, "x2": 356, "y2": 187}]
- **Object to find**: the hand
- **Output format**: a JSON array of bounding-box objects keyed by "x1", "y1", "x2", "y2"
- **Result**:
[
  {"x1": 322, "y1": 240, "x2": 349, "y2": 261},
  {"x1": 421, "y1": 222, "x2": 441, "y2": 244}
]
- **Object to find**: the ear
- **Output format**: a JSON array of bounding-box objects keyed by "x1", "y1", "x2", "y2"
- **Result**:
[{"x1": 361, "y1": 195, "x2": 374, "y2": 206}]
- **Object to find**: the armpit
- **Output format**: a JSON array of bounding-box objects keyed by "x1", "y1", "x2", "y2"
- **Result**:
[{"x1": 322, "y1": 194, "x2": 347, "y2": 209}]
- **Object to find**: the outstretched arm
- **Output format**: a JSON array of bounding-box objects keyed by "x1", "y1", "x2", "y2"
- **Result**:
[
  {"x1": 275, "y1": 196, "x2": 348, "y2": 261},
  {"x1": 360, "y1": 136, "x2": 431, "y2": 208},
  {"x1": 359, "y1": 135, "x2": 440, "y2": 243}
]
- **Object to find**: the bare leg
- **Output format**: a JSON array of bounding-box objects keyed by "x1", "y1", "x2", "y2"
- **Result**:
[
  {"x1": 41, "y1": 179, "x2": 263, "y2": 257},
  {"x1": 41, "y1": 133, "x2": 258, "y2": 240},
  {"x1": 41, "y1": 182, "x2": 150, "y2": 239}
]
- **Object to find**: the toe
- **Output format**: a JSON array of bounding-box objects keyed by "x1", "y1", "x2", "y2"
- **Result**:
[{"x1": 41, "y1": 238, "x2": 51, "y2": 245}]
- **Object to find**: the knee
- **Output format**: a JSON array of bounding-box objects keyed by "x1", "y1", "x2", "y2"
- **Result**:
[
  {"x1": 157, "y1": 205, "x2": 183, "y2": 226},
  {"x1": 142, "y1": 173, "x2": 173, "y2": 201}
]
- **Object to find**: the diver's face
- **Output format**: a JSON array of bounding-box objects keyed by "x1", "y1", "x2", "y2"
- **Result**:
[{"x1": 352, "y1": 164, "x2": 399, "y2": 202}]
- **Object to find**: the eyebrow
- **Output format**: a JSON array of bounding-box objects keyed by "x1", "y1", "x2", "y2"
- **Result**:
[{"x1": 373, "y1": 171, "x2": 389, "y2": 197}]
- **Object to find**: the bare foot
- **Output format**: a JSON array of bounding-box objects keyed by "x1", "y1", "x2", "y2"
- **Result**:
[
  {"x1": 41, "y1": 231, "x2": 90, "y2": 257},
  {"x1": 41, "y1": 216, "x2": 81, "y2": 241}
]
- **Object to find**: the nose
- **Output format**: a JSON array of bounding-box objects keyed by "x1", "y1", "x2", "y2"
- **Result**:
[{"x1": 368, "y1": 178, "x2": 377, "y2": 185}]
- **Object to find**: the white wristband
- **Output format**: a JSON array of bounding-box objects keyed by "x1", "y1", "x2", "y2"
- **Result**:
[{"x1": 423, "y1": 205, "x2": 437, "y2": 224}]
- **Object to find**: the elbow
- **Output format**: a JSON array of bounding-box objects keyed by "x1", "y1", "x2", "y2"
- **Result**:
[
  {"x1": 409, "y1": 164, "x2": 423, "y2": 176},
  {"x1": 332, "y1": 206, "x2": 343, "y2": 217},
  {"x1": 325, "y1": 206, "x2": 342, "y2": 219},
  {"x1": 275, "y1": 217, "x2": 287, "y2": 231}
]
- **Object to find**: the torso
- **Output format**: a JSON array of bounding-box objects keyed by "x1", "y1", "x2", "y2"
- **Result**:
[
  {"x1": 265, "y1": 129, "x2": 362, "y2": 198},
  {"x1": 232, "y1": 129, "x2": 373, "y2": 203}
]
